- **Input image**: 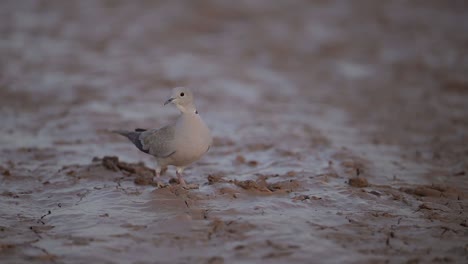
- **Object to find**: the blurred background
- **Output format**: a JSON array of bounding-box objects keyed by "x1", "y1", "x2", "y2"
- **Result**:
[{"x1": 0, "y1": 1, "x2": 467, "y2": 263}]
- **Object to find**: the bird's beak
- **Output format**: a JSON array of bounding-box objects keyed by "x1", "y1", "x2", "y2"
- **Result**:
[{"x1": 164, "y1": 98, "x2": 175, "y2": 106}]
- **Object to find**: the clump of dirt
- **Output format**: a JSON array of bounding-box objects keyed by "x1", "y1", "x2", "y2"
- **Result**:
[
  {"x1": 59, "y1": 157, "x2": 156, "y2": 186},
  {"x1": 348, "y1": 177, "x2": 369, "y2": 188},
  {"x1": 212, "y1": 137, "x2": 235, "y2": 147},
  {"x1": 292, "y1": 195, "x2": 310, "y2": 201},
  {"x1": 89, "y1": 156, "x2": 156, "y2": 186},
  {"x1": 94, "y1": 156, "x2": 155, "y2": 178},
  {"x1": 234, "y1": 155, "x2": 246, "y2": 164},
  {"x1": 0, "y1": 166, "x2": 11, "y2": 177},
  {"x1": 0, "y1": 243, "x2": 16, "y2": 250},
  {"x1": 208, "y1": 173, "x2": 301, "y2": 193},
  {"x1": 247, "y1": 160, "x2": 258, "y2": 167},
  {"x1": 207, "y1": 256, "x2": 224, "y2": 264},
  {"x1": 134, "y1": 176, "x2": 153, "y2": 186},
  {"x1": 267, "y1": 180, "x2": 301, "y2": 192},
  {"x1": 233, "y1": 155, "x2": 259, "y2": 167},
  {"x1": 234, "y1": 177, "x2": 300, "y2": 193},
  {"x1": 99, "y1": 156, "x2": 120, "y2": 171},
  {"x1": 442, "y1": 79, "x2": 468, "y2": 94},
  {"x1": 217, "y1": 187, "x2": 239, "y2": 198},
  {"x1": 208, "y1": 218, "x2": 256, "y2": 240},
  {"x1": 234, "y1": 179, "x2": 271, "y2": 193},
  {"x1": 263, "y1": 239, "x2": 299, "y2": 259},
  {"x1": 1, "y1": 191, "x2": 20, "y2": 198},
  {"x1": 401, "y1": 185, "x2": 463, "y2": 200},
  {"x1": 207, "y1": 174, "x2": 226, "y2": 185},
  {"x1": 245, "y1": 143, "x2": 273, "y2": 151}
]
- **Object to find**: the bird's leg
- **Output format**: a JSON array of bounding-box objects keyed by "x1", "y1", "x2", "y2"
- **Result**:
[
  {"x1": 176, "y1": 167, "x2": 199, "y2": 189},
  {"x1": 153, "y1": 167, "x2": 164, "y2": 188},
  {"x1": 176, "y1": 167, "x2": 187, "y2": 188},
  {"x1": 160, "y1": 166, "x2": 168, "y2": 176}
]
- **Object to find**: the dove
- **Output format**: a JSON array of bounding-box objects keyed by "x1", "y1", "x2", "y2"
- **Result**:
[{"x1": 113, "y1": 87, "x2": 212, "y2": 188}]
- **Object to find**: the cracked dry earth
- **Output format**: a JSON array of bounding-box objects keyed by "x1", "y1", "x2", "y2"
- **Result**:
[{"x1": 0, "y1": 1, "x2": 467, "y2": 264}]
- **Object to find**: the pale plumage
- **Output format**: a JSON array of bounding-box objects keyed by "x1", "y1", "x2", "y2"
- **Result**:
[{"x1": 114, "y1": 87, "x2": 212, "y2": 188}]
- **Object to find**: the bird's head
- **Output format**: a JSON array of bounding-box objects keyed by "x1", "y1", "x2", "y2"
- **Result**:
[{"x1": 164, "y1": 87, "x2": 196, "y2": 113}]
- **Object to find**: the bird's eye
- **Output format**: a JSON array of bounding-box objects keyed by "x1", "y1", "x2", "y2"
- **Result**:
[{"x1": 180, "y1": 92, "x2": 185, "y2": 97}]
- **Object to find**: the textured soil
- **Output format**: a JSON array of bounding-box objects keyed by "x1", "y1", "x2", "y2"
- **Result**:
[{"x1": 1, "y1": 1, "x2": 467, "y2": 264}]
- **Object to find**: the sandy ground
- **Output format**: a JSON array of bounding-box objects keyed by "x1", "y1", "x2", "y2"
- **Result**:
[{"x1": 1, "y1": 1, "x2": 467, "y2": 263}]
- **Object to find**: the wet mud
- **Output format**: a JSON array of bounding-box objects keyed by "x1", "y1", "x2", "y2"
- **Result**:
[{"x1": 1, "y1": 1, "x2": 467, "y2": 263}]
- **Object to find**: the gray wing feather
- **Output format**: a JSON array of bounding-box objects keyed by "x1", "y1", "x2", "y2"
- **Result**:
[{"x1": 140, "y1": 125, "x2": 177, "y2": 158}]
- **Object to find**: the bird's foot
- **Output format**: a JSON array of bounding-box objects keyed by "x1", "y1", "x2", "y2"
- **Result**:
[
  {"x1": 152, "y1": 177, "x2": 168, "y2": 188},
  {"x1": 155, "y1": 181, "x2": 168, "y2": 188}
]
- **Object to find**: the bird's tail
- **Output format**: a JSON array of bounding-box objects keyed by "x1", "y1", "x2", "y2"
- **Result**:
[
  {"x1": 111, "y1": 130, "x2": 149, "y2": 154},
  {"x1": 112, "y1": 130, "x2": 138, "y2": 143},
  {"x1": 112, "y1": 130, "x2": 131, "y2": 137}
]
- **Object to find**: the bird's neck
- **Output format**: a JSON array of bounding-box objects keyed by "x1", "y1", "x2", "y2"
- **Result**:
[{"x1": 177, "y1": 104, "x2": 198, "y2": 115}]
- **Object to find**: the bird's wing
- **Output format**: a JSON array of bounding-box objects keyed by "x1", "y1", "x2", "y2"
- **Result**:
[{"x1": 140, "y1": 125, "x2": 177, "y2": 158}]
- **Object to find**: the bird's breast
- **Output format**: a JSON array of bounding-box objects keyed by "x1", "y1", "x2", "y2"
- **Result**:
[{"x1": 170, "y1": 115, "x2": 212, "y2": 166}]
